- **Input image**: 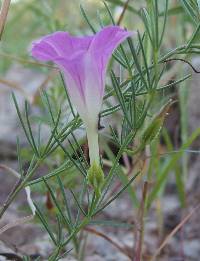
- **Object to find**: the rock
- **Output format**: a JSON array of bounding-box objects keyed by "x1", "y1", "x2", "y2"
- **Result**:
[
  {"x1": 186, "y1": 159, "x2": 200, "y2": 192},
  {"x1": 184, "y1": 240, "x2": 200, "y2": 260},
  {"x1": 102, "y1": 194, "x2": 133, "y2": 220},
  {"x1": 0, "y1": 63, "x2": 46, "y2": 151},
  {"x1": 161, "y1": 195, "x2": 180, "y2": 214},
  {"x1": 86, "y1": 255, "x2": 104, "y2": 261}
]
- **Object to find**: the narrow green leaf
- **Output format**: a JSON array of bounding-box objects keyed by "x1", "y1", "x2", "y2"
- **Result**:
[
  {"x1": 147, "y1": 128, "x2": 200, "y2": 208},
  {"x1": 94, "y1": 172, "x2": 140, "y2": 215},
  {"x1": 34, "y1": 203, "x2": 57, "y2": 245},
  {"x1": 80, "y1": 5, "x2": 96, "y2": 33}
]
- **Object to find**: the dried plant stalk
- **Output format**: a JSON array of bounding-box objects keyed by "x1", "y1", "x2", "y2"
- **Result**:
[{"x1": 0, "y1": 0, "x2": 11, "y2": 39}]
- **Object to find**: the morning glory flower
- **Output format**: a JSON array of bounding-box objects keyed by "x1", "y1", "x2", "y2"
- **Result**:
[{"x1": 31, "y1": 26, "x2": 133, "y2": 195}]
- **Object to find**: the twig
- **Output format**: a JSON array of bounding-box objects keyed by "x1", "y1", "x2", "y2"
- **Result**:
[
  {"x1": 123, "y1": 152, "x2": 131, "y2": 170},
  {"x1": 0, "y1": 69, "x2": 58, "y2": 104},
  {"x1": 1, "y1": 179, "x2": 22, "y2": 211},
  {"x1": 0, "y1": 164, "x2": 20, "y2": 179},
  {"x1": 134, "y1": 181, "x2": 148, "y2": 261},
  {"x1": 0, "y1": 164, "x2": 36, "y2": 215},
  {"x1": 0, "y1": 78, "x2": 31, "y2": 101},
  {"x1": 84, "y1": 226, "x2": 132, "y2": 260},
  {"x1": 0, "y1": 161, "x2": 40, "y2": 218},
  {"x1": 150, "y1": 205, "x2": 200, "y2": 261},
  {"x1": 32, "y1": 69, "x2": 58, "y2": 104},
  {"x1": 0, "y1": 52, "x2": 57, "y2": 69},
  {"x1": 163, "y1": 58, "x2": 200, "y2": 73},
  {"x1": 0, "y1": 215, "x2": 34, "y2": 235},
  {"x1": 0, "y1": 0, "x2": 11, "y2": 39},
  {"x1": 117, "y1": 0, "x2": 130, "y2": 25}
]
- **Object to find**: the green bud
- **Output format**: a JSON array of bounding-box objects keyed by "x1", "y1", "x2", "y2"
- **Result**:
[
  {"x1": 87, "y1": 161, "x2": 104, "y2": 198},
  {"x1": 142, "y1": 117, "x2": 163, "y2": 145},
  {"x1": 142, "y1": 99, "x2": 174, "y2": 145}
]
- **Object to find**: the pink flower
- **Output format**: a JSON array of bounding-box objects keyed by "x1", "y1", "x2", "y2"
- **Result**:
[{"x1": 31, "y1": 26, "x2": 133, "y2": 166}]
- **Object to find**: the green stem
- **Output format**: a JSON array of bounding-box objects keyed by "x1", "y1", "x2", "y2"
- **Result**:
[
  {"x1": 61, "y1": 217, "x2": 90, "y2": 247},
  {"x1": 0, "y1": 159, "x2": 41, "y2": 218},
  {"x1": 178, "y1": 13, "x2": 189, "y2": 183}
]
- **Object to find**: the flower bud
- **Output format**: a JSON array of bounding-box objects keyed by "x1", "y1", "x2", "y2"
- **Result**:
[
  {"x1": 141, "y1": 99, "x2": 174, "y2": 145},
  {"x1": 142, "y1": 117, "x2": 163, "y2": 145},
  {"x1": 87, "y1": 161, "x2": 104, "y2": 198}
]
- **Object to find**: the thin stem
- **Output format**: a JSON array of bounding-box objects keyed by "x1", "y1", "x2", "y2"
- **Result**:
[
  {"x1": 61, "y1": 217, "x2": 90, "y2": 247},
  {"x1": 134, "y1": 182, "x2": 148, "y2": 261},
  {"x1": 0, "y1": 159, "x2": 41, "y2": 218},
  {"x1": 84, "y1": 227, "x2": 132, "y2": 259},
  {"x1": 0, "y1": 0, "x2": 11, "y2": 39}
]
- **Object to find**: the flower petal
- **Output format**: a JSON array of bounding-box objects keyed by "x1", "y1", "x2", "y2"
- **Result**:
[
  {"x1": 88, "y1": 25, "x2": 134, "y2": 97},
  {"x1": 31, "y1": 26, "x2": 134, "y2": 127},
  {"x1": 32, "y1": 31, "x2": 93, "y2": 61},
  {"x1": 90, "y1": 25, "x2": 133, "y2": 57},
  {"x1": 81, "y1": 26, "x2": 133, "y2": 120}
]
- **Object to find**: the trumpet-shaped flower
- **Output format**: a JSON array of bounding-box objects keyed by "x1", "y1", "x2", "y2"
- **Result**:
[{"x1": 31, "y1": 26, "x2": 132, "y2": 169}]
